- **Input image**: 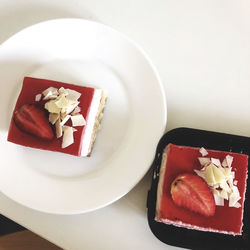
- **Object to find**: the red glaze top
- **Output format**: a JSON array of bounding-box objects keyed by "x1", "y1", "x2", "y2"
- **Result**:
[
  {"x1": 157, "y1": 144, "x2": 248, "y2": 235},
  {"x1": 7, "y1": 77, "x2": 95, "y2": 156}
]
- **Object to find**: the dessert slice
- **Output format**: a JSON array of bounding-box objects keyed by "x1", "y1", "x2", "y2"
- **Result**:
[
  {"x1": 155, "y1": 144, "x2": 248, "y2": 235},
  {"x1": 7, "y1": 77, "x2": 106, "y2": 156}
]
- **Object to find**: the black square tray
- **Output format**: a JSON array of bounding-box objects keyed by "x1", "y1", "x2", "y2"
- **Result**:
[{"x1": 147, "y1": 127, "x2": 250, "y2": 250}]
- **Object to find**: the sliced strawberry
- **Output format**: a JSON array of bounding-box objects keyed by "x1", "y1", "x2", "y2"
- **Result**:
[
  {"x1": 170, "y1": 173, "x2": 215, "y2": 217},
  {"x1": 14, "y1": 104, "x2": 54, "y2": 140}
]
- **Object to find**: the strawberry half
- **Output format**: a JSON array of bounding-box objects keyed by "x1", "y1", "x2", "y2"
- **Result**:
[
  {"x1": 170, "y1": 173, "x2": 215, "y2": 217},
  {"x1": 14, "y1": 104, "x2": 54, "y2": 140}
]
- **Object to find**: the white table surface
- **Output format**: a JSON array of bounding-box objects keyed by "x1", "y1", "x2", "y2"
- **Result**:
[{"x1": 1, "y1": 0, "x2": 250, "y2": 249}]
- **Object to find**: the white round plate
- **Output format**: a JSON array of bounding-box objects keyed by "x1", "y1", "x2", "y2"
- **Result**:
[{"x1": 0, "y1": 19, "x2": 167, "y2": 214}]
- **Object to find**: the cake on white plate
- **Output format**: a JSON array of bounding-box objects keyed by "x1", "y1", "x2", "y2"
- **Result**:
[{"x1": 8, "y1": 77, "x2": 106, "y2": 157}]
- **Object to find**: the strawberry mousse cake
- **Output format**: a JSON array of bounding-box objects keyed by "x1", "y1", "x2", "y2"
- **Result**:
[
  {"x1": 155, "y1": 143, "x2": 248, "y2": 235},
  {"x1": 7, "y1": 77, "x2": 106, "y2": 156}
]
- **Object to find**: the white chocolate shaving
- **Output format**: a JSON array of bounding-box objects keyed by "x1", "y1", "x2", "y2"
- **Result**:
[
  {"x1": 213, "y1": 194, "x2": 224, "y2": 206},
  {"x1": 62, "y1": 126, "x2": 74, "y2": 148},
  {"x1": 42, "y1": 87, "x2": 58, "y2": 97},
  {"x1": 60, "y1": 115, "x2": 71, "y2": 126},
  {"x1": 35, "y1": 94, "x2": 42, "y2": 102},
  {"x1": 198, "y1": 157, "x2": 210, "y2": 166},
  {"x1": 71, "y1": 114, "x2": 86, "y2": 127},
  {"x1": 65, "y1": 89, "x2": 81, "y2": 101},
  {"x1": 55, "y1": 119, "x2": 63, "y2": 138},
  {"x1": 49, "y1": 113, "x2": 60, "y2": 125},
  {"x1": 211, "y1": 158, "x2": 221, "y2": 167},
  {"x1": 199, "y1": 147, "x2": 208, "y2": 156}
]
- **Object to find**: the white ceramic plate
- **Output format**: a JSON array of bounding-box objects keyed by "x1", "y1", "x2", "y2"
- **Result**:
[{"x1": 0, "y1": 19, "x2": 167, "y2": 214}]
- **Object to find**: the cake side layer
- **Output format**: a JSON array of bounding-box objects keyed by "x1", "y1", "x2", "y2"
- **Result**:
[
  {"x1": 80, "y1": 89, "x2": 106, "y2": 156},
  {"x1": 155, "y1": 145, "x2": 169, "y2": 221},
  {"x1": 87, "y1": 91, "x2": 107, "y2": 156},
  {"x1": 157, "y1": 217, "x2": 241, "y2": 236},
  {"x1": 155, "y1": 143, "x2": 248, "y2": 235}
]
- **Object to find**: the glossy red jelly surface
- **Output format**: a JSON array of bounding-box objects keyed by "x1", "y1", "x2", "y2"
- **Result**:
[
  {"x1": 158, "y1": 144, "x2": 248, "y2": 235},
  {"x1": 7, "y1": 77, "x2": 95, "y2": 156}
]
